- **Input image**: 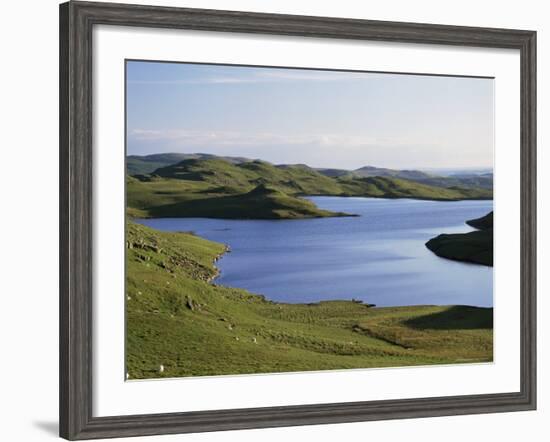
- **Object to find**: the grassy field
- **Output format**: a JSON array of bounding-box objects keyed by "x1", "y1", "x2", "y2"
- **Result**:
[
  {"x1": 126, "y1": 221, "x2": 493, "y2": 379},
  {"x1": 129, "y1": 181, "x2": 352, "y2": 219},
  {"x1": 129, "y1": 153, "x2": 494, "y2": 189},
  {"x1": 425, "y1": 212, "x2": 494, "y2": 266},
  {"x1": 336, "y1": 175, "x2": 491, "y2": 200},
  {"x1": 127, "y1": 157, "x2": 493, "y2": 219},
  {"x1": 127, "y1": 153, "x2": 251, "y2": 175}
]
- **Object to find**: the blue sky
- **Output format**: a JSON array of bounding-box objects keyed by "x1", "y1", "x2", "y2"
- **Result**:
[{"x1": 126, "y1": 61, "x2": 494, "y2": 170}]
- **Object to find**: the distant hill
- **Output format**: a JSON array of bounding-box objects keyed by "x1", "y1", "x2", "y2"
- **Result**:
[
  {"x1": 127, "y1": 153, "x2": 252, "y2": 175},
  {"x1": 152, "y1": 158, "x2": 345, "y2": 196},
  {"x1": 143, "y1": 183, "x2": 353, "y2": 219},
  {"x1": 127, "y1": 157, "x2": 493, "y2": 219},
  {"x1": 336, "y1": 176, "x2": 492, "y2": 200},
  {"x1": 451, "y1": 172, "x2": 493, "y2": 179},
  {"x1": 315, "y1": 168, "x2": 352, "y2": 177},
  {"x1": 128, "y1": 153, "x2": 493, "y2": 190},
  {"x1": 149, "y1": 158, "x2": 491, "y2": 200},
  {"x1": 351, "y1": 166, "x2": 434, "y2": 181},
  {"x1": 426, "y1": 211, "x2": 493, "y2": 266},
  {"x1": 414, "y1": 174, "x2": 493, "y2": 190},
  {"x1": 316, "y1": 164, "x2": 493, "y2": 190},
  {"x1": 315, "y1": 165, "x2": 433, "y2": 180}
]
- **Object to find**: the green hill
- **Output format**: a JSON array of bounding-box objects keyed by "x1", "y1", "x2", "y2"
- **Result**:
[
  {"x1": 315, "y1": 167, "x2": 350, "y2": 177},
  {"x1": 126, "y1": 221, "x2": 493, "y2": 379},
  {"x1": 351, "y1": 165, "x2": 434, "y2": 181},
  {"x1": 143, "y1": 183, "x2": 352, "y2": 219},
  {"x1": 129, "y1": 153, "x2": 493, "y2": 190},
  {"x1": 336, "y1": 176, "x2": 492, "y2": 200},
  {"x1": 154, "y1": 158, "x2": 345, "y2": 195},
  {"x1": 127, "y1": 157, "x2": 492, "y2": 219},
  {"x1": 317, "y1": 164, "x2": 493, "y2": 189},
  {"x1": 415, "y1": 175, "x2": 493, "y2": 190},
  {"x1": 127, "y1": 153, "x2": 252, "y2": 175},
  {"x1": 426, "y1": 211, "x2": 493, "y2": 266}
]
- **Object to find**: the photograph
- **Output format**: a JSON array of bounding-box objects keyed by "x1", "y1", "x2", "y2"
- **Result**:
[
  {"x1": 125, "y1": 60, "x2": 495, "y2": 380},
  {"x1": 1, "y1": 0, "x2": 542, "y2": 440}
]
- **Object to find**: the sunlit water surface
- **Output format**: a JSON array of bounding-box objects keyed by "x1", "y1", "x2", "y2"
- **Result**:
[{"x1": 136, "y1": 197, "x2": 493, "y2": 307}]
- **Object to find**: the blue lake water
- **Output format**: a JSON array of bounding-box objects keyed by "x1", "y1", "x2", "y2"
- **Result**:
[{"x1": 136, "y1": 197, "x2": 493, "y2": 307}]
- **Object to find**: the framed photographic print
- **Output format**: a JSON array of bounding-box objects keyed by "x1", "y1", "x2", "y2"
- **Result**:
[{"x1": 59, "y1": 1, "x2": 536, "y2": 440}]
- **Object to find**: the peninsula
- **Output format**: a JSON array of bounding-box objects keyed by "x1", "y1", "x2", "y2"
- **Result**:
[
  {"x1": 127, "y1": 155, "x2": 492, "y2": 220},
  {"x1": 425, "y1": 212, "x2": 494, "y2": 266}
]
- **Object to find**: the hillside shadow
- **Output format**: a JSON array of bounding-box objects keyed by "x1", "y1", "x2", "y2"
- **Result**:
[{"x1": 404, "y1": 305, "x2": 493, "y2": 330}]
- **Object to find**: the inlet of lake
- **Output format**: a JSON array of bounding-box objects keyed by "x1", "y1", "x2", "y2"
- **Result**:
[{"x1": 136, "y1": 197, "x2": 494, "y2": 307}]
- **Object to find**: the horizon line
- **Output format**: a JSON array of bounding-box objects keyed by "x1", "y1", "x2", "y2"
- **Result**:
[{"x1": 126, "y1": 151, "x2": 494, "y2": 172}]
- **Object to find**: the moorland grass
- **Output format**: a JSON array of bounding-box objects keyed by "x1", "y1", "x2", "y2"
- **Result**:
[
  {"x1": 127, "y1": 158, "x2": 493, "y2": 220},
  {"x1": 126, "y1": 221, "x2": 493, "y2": 379}
]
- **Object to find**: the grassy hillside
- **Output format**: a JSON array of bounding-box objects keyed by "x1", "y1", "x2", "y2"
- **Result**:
[
  {"x1": 127, "y1": 158, "x2": 492, "y2": 219},
  {"x1": 127, "y1": 153, "x2": 252, "y2": 175},
  {"x1": 415, "y1": 175, "x2": 493, "y2": 190},
  {"x1": 129, "y1": 153, "x2": 493, "y2": 190},
  {"x1": 154, "y1": 158, "x2": 345, "y2": 195},
  {"x1": 127, "y1": 175, "x2": 349, "y2": 219},
  {"x1": 336, "y1": 176, "x2": 492, "y2": 200},
  {"x1": 126, "y1": 221, "x2": 493, "y2": 379},
  {"x1": 426, "y1": 211, "x2": 493, "y2": 266},
  {"x1": 144, "y1": 183, "x2": 352, "y2": 219},
  {"x1": 350, "y1": 165, "x2": 434, "y2": 181},
  {"x1": 316, "y1": 165, "x2": 434, "y2": 180},
  {"x1": 316, "y1": 164, "x2": 493, "y2": 190}
]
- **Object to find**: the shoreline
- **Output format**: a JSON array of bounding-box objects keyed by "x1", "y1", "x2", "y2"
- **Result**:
[
  {"x1": 208, "y1": 244, "x2": 231, "y2": 283},
  {"x1": 203, "y1": 231, "x2": 493, "y2": 310},
  {"x1": 129, "y1": 194, "x2": 493, "y2": 221},
  {"x1": 126, "y1": 220, "x2": 494, "y2": 379},
  {"x1": 130, "y1": 197, "x2": 493, "y2": 310}
]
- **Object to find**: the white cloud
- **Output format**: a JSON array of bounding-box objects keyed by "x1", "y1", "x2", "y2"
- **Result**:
[
  {"x1": 127, "y1": 69, "x2": 373, "y2": 86},
  {"x1": 129, "y1": 128, "x2": 381, "y2": 148},
  {"x1": 128, "y1": 127, "x2": 494, "y2": 169},
  {"x1": 128, "y1": 128, "x2": 468, "y2": 167}
]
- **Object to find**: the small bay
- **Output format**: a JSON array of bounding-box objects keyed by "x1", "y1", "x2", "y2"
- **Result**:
[{"x1": 136, "y1": 197, "x2": 493, "y2": 307}]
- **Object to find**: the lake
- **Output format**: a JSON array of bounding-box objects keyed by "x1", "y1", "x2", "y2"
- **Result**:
[{"x1": 136, "y1": 197, "x2": 493, "y2": 307}]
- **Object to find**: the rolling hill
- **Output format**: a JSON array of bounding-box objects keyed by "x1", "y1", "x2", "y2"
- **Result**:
[
  {"x1": 336, "y1": 176, "x2": 492, "y2": 200},
  {"x1": 412, "y1": 174, "x2": 493, "y2": 190},
  {"x1": 142, "y1": 183, "x2": 353, "y2": 219},
  {"x1": 127, "y1": 153, "x2": 252, "y2": 175},
  {"x1": 127, "y1": 157, "x2": 492, "y2": 219},
  {"x1": 128, "y1": 153, "x2": 493, "y2": 190},
  {"x1": 316, "y1": 165, "x2": 493, "y2": 189},
  {"x1": 350, "y1": 165, "x2": 434, "y2": 181}
]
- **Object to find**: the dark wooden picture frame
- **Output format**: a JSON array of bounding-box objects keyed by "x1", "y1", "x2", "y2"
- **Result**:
[{"x1": 59, "y1": 1, "x2": 536, "y2": 439}]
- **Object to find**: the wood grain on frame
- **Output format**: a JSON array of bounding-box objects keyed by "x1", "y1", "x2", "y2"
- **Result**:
[{"x1": 59, "y1": 1, "x2": 536, "y2": 439}]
